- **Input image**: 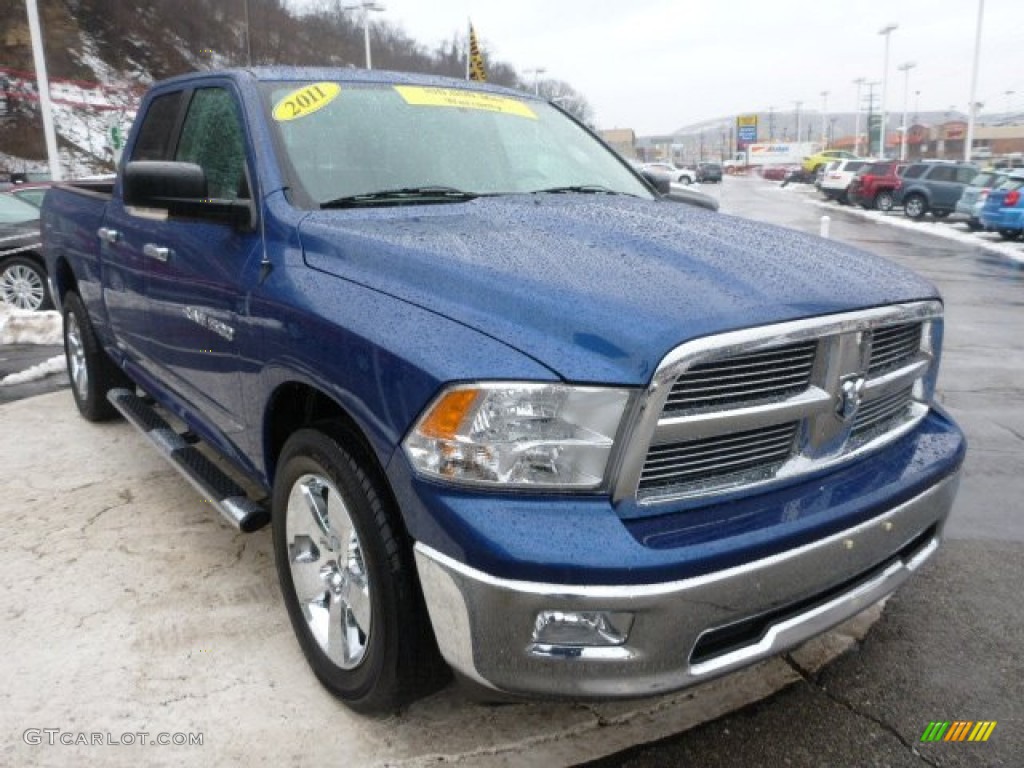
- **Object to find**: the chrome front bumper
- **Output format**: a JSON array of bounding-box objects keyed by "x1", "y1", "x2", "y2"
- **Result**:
[{"x1": 414, "y1": 470, "x2": 960, "y2": 699}]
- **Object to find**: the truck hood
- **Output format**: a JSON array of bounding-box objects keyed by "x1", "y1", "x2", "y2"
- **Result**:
[{"x1": 298, "y1": 195, "x2": 937, "y2": 385}]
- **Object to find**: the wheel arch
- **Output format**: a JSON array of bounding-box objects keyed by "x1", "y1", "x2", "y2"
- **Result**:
[{"x1": 263, "y1": 381, "x2": 388, "y2": 498}]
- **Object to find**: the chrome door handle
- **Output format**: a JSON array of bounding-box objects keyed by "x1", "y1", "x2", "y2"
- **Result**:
[
  {"x1": 143, "y1": 243, "x2": 172, "y2": 262},
  {"x1": 97, "y1": 227, "x2": 121, "y2": 244}
]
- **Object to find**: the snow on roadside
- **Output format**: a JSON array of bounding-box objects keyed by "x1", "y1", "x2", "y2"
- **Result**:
[
  {"x1": 805, "y1": 197, "x2": 1024, "y2": 264},
  {"x1": 0, "y1": 306, "x2": 63, "y2": 345},
  {"x1": 0, "y1": 307, "x2": 65, "y2": 387},
  {"x1": 757, "y1": 176, "x2": 1024, "y2": 264},
  {"x1": 0, "y1": 355, "x2": 65, "y2": 386}
]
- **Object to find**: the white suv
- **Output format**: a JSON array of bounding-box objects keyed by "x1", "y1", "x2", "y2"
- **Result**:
[
  {"x1": 820, "y1": 159, "x2": 873, "y2": 203},
  {"x1": 639, "y1": 162, "x2": 697, "y2": 185}
]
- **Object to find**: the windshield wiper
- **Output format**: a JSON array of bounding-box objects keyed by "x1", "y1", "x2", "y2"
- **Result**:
[
  {"x1": 321, "y1": 186, "x2": 480, "y2": 209},
  {"x1": 531, "y1": 184, "x2": 629, "y2": 196}
]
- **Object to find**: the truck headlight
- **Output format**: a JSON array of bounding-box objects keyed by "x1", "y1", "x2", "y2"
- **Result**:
[{"x1": 403, "y1": 383, "x2": 631, "y2": 489}]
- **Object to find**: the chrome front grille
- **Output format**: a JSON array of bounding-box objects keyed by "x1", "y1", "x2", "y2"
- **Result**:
[
  {"x1": 639, "y1": 423, "x2": 798, "y2": 494},
  {"x1": 869, "y1": 323, "x2": 921, "y2": 375},
  {"x1": 665, "y1": 341, "x2": 817, "y2": 413},
  {"x1": 852, "y1": 385, "x2": 915, "y2": 441},
  {"x1": 617, "y1": 302, "x2": 942, "y2": 507}
]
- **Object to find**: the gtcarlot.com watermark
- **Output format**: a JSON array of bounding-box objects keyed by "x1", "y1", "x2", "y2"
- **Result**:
[{"x1": 24, "y1": 729, "x2": 203, "y2": 747}]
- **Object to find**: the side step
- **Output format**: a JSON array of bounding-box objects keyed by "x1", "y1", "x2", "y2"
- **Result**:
[{"x1": 107, "y1": 388, "x2": 270, "y2": 532}]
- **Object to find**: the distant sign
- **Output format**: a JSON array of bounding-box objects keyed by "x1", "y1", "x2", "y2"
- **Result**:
[{"x1": 737, "y1": 114, "x2": 758, "y2": 148}]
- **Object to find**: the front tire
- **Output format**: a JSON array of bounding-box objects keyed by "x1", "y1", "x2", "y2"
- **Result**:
[
  {"x1": 904, "y1": 194, "x2": 927, "y2": 220},
  {"x1": 272, "y1": 428, "x2": 444, "y2": 713},
  {"x1": 62, "y1": 292, "x2": 131, "y2": 421}
]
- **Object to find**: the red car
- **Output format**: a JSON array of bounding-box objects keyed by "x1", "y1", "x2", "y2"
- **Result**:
[{"x1": 848, "y1": 161, "x2": 908, "y2": 211}]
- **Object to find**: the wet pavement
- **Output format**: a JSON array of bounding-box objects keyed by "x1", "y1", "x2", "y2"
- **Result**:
[{"x1": 584, "y1": 176, "x2": 1024, "y2": 766}]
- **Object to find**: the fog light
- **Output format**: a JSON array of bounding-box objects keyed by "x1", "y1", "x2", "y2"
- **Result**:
[{"x1": 532, "y1": 610, "x2": 634, "y2": 647}]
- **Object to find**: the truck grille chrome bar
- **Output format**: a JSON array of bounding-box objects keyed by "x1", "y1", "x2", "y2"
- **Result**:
[{"x1": 613, "y1": 302, "x2": 943, "y2": 507}]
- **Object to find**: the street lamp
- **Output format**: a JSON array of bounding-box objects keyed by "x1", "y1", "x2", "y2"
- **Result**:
[
  {"x1": 344, "y1": 2, "x2": 386, "y2": 69},
  {"x1": 852, "y1": 77, "x2": 866, "y2": 155},
  {"x1": 525, "y1": 67, "x2": 547, "y2": 95},
  {"x1": 793, "y1": 100, "x2": 802, "y2": 144},
  {"x1": 897, "y1": 62, "x2": 916, "y2": 161},
  {"x1": 820, "y1": 90, "x2": 829, "y2": 146},
  {"x1": 878, "y1": 23, "x2": 898, "y2": 158},
  {"x1": 965, "y1": 0, "x2": 984, "y2": 161}
]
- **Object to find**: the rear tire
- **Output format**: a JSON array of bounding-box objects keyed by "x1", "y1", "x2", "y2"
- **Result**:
[
  {"x1": 874, "y1": 191, "x2": 895, "y2": 212},
  {"x1": 272, "y1": 428, "x2": 446, "y2": 714},
  {"x1": 62, "y1": 292, "x2": 131, "y2": 421},
  {"x1": 904, "y1": 194, "x2": 927, "y2": 220},
  {"x1": 997, "y1": 229, "x2": 1022, "y2": 241}
]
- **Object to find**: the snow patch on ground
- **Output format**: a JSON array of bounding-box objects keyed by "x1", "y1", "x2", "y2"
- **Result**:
[
  {"x1": 0, "y1": 355, "x2": 65, "y2": 386},
  {"x1": 756, "y1": 177, "x2": 1024, "y2": 264},
  {"x1": 805, "y1": 197, "x2": 1024, "y2": 263},
  {"x1": 0, "y1": 306, "x2": 63, "y2": 345}
]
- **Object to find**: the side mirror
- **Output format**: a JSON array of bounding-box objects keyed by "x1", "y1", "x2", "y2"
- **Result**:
[
  {"x1": 123, "y1": 161, "x2": 254, "y2": 229},
  {"x1": 638, "y1": 169, "x2": 672, "y2": 195},
  {"x1": 663, "y1": 187, "x2": 720, "y2": 212}
]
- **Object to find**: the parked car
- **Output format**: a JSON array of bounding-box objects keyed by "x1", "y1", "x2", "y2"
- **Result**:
[
  {"x1": 0, "y1": 190, "x2": 52, "y2": 310},
  {"x1": 639, "y1": 162, "x2": 697, "y2": 185},
  {"x1": 759, "y1": 164, "x2": 799, "y2": 181},
  {"x1": 955, "y1": 170, "x2": 1008, "y2": 230},
  {"x1": 892, "y1": 161, "x2": 979, "y2": 220},
  {"x1": 8, "y1": 182, "x2": 53, "y2": 208},
  {"x1": 696, "y1": 162, "x2": 722, "y2": 183},
  {"x1": 801, "y1": 149, "x2": 857, "y2": 175},
  {"x1": 848, "y1": 161, "x2": 909, "y2": 211},
  {"x1": 820, "y1": 159, "x2": 872, "y2": 203},
  {"x1": 978, "y1": 172, "x2": 1024, "y2": 240}
]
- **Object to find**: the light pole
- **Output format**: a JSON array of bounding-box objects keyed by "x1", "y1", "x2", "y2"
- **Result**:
[
  {"x1": 852, "y1": 77, "x2": 865, "y2": 155},
  {"x1": 344, "y1": 2, "x2": 386, "y2": 69},
  {"x1": 898, "y1": 62, "x2": 916, "y2": 161},
  {"x1": 525, "y1": 67, "x2": 547, "y2": 95},
  {"x1": 878, "y1": 23, "x2": 898, "y2": 158},
  {"x1": 243, "y1": 0, "x2": 251, "y2": 65},
  {"x1": 965, "y1": 0, "x2": 984, "y2": 161},
  {"x1": 793, "y1": 101, "x2": 802, "y2": 144},
  {"x1": 24, "y1": 0, "x2": 60, "y2": 180},
  {"x1": 820, "y1": 90, "x2": 829, "y2": 147}
]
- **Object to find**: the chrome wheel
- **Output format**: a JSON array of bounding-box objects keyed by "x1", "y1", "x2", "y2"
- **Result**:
[
  {"x1": 904, "y1": 195, "x2": 926, "y2": 219},
  {"x1": 0, "y1": 261, "x2": 45, "y2": 310},
  {"x1": 285, "y1": 473, "x2": 371, "y2": 670},
  {"x1": 65, "y1": 310, "x2": 89, "y2": 402}
]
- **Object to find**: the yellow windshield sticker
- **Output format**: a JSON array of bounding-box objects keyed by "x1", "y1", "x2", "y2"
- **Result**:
[
  {"x1": 272, "y1": 82, "x2": 341, "y2": 121},
  {"x1": 393, "y1": 86, "x2": 536, "y2": 119}
]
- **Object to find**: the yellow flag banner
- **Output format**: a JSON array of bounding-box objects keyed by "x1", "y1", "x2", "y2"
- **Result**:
[{"x1": 468, "y1": 22, "x2": 487, "y2": 81}]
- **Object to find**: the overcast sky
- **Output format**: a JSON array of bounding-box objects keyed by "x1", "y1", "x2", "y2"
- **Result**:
[{"x1": 305, "y1": 0, "x2": 1022, "y2": 135}]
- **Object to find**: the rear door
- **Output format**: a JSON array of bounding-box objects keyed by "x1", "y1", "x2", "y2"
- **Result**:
[{"x1": 925, "y1": 165, "x2": 961, "y2": 209}]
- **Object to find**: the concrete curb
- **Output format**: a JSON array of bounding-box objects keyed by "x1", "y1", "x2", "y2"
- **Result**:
[{"x1": 0, "y1": 391, "x2": 884, "y2": 767}]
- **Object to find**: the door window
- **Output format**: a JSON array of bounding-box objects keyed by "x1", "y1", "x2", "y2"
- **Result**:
[
  {"x1": 131, "y1": 92, "x2": 184, "y2": 161},
  {"x1": 175, "y1": 88, "x2": 249, "y2": 200}
]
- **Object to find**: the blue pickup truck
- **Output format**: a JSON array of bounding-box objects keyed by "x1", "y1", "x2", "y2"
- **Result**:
[{"x1": 42, "y1": 68, "x2": 965, "y2": 713}]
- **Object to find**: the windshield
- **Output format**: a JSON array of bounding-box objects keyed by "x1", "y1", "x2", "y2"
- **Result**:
[
  {"x1": 0, "y1": 192, "x2": 41, "y2": 225},
  {"x1": 261, "y1": 81, "x2": 652, "y2": 207}
]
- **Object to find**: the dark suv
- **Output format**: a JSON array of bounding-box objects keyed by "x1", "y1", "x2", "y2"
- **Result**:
[
  {"x1": 696, "y1": 162, "x2": 723, "y2": 183},
  {"x1": 848, "y1": 161, "x2": 907, "y2": 211},
  {"x1": 892, "y1": 161, "x2": 978, "y2": 220}
]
